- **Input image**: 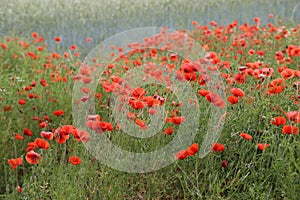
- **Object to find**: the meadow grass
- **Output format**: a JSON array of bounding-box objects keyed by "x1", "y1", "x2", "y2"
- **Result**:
[
  {"x1": 1, "y1": 1, "x2": 300, "y2": 199},
  {"x1": 1, "y1": 0, "x2": 299, "y2": 57}
]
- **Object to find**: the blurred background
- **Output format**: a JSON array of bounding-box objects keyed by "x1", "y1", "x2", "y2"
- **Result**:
[{"x1": 1, "y1": 0, "x2": 299, "y2": 56}]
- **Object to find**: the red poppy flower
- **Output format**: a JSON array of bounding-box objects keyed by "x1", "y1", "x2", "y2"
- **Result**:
[
  {"x1": 40, "y1": 131, "x2": 53, "y2": 140},
  {"x1": 132, "y1": 88, "x2": 146, "y2": 99},
  {"x1": 271, "y1": 116, "x2": 286, "y2": 126},
  {"x1": 240, "y1": 132, "x2": 252, "y2": 140},
  {"x1": 26, "y1": 142, "x2": 37, "y2": 152},
  {"x1": 40, "y1": 79, "x2": 48, "y2": 87},
  {"x1": 23, "y1": 128, "x2": 33, "y2": 136},
  {"x1": 34, "y1": 138, "x2": 50, "y2": 150},
  {"x1": 32, "y1": 32, "x2": 39, "y2": 38},
  {"x1": 285, "y1": 111, "x2": 300, "y2": 123},
  {"x1": 184, "y1": 72, "x2": 197, "y2": 81},
  {"x1": 230, "y1": 88, "x2": 245, "y2": 97},
  {"x1": 25, "y1": 150, "x2": 41, "y2": 164},
  {"x1": 170, "y1": 53, "x2": 178, "y2": 62},
  {"x1": 15, "y1": 134, "x2": 24, "y2": 140},
  {"x1": 275, "y1": 51, "x2": 284, "y2": 61},
  {"x1": 248, "y1": 49, "x2": 255, "y2": 55},
  {"x1": 39, "y1": 121, "x2": 48, "y2": 128},
  {"x1": 54, "y1": 37, "x2": 61, "y2": 42},
  {"x1": 43, "y1": 115, "x2": 51, "y2": 122},
  {"x1": 80, "y1": 96, "x2": 90, "y2": 102},
  {"x1": 3, "y1": 105, "x2": 12, "y2": 112},
  {"x1": 126, "y1": 112, "x2": 136, "y2": 120},
  {"x1": 16, "y1": 186, "x2": 22, "y2": 193},
  {"x1": 53, "y1": 110, "x2": 64, "y2": 116},
  {"x1": 280, "y1": 68, "x2": 294, "y2": 80},
  {"x1": 282, "y1": 125, "x2": 299, "y2": 134},
  {"x1": 205, "y1": 92, "x2": 219, "y2": 104},
  {"x1": 198, "y1": 89, "x2": 210, "y2": 97},
  {"x1": 254, "y1": 17, "x2": 260, "y2": 23},
  {"x1": 175, "y1": 150, "x2": 189, "y2": 160},
  {"x1": 24, "y1": 85, "x2": 33, "y2": 91},
  {"x1": 256, "y1": 50, "x2": 264, "y2": 57},
  {"x1": 166, "y1": 117, "x2": 173, "y2": 123},
  {"x1": 197, "y1": 73, "x2": 210, "y2": 86},
  {"x1": 187, "y1": 143, "x2": 199, "y2": 156},
  {"x1": 85, "y1": 120, "x2": 95, "y2": 129},
  {"x1": 81, "y1": 87, "x2": 90, "y2": 94},
  {"x1": 257, "y1": 143, "x2": 269, "y2": 151},
  {"x1": 53, "y1": 129, "x2": 70, "y2": 144},
  {"x1": 164, "y1": 126, "x2": 174, "y2": 135},
  {"x1": 7, "y1": 157, "x2": 22, "y2": 169},
  {"x1": 176, "y1": 70, "x2": 185, "y2": 81},
  {"x1": 192, "y1": 21, "x2": 198, "y2": 26},
  {"x1": 210, "y1": 21, "x2": 217, "y2": 27},
  {"x1": 213, "y1": 98, "x2": 226, "y2": 108},
  {"x1": 170, "y1": 116, "x2": 185, "y2": 125},
  {"x1": 18, "y1": 99, "x2": 26, "y2": 105},
  {"x1": 269, "y1": 78, "x2": 285, "y2": 88},
  {"x1": 234, "y1": 74, "x2": 246, "y2": 84},
  {"x1": 267, "y1": 86, "x2": 283, "y2": 95},
  {"x1": 1, "y1": 43, "x2": 7, "y2": 50},
  {"x1": 129, "y1": 99, "x2": 146, "y2": 110},
  {"x1": 90, "y1": 121, "x2": 113, "y2": 134},
  {"x1": 73, "y1": 129, "x2": 89, "y2": 142},
  {"x1": 81, "y1": 76, "x2": 91, "y2": 84},
  {"x1": 99, "y1": 121, "x2": 113, "y2": 132},
  {"x1": 221, "y1": 160, "x2": 227, "y2": 168},
  {"x1": 153, "y1": 94, "x2": 166, "y2": 105},
  {"x1": 69, "y1": 156, "x2": 81, "y2": 165},
  {"x1": 30, "y1": 80, "x2": 37, "y2": 87},
  {"x1": 69, "y1": 45, "x2": 77, "y2": 51},
  {"x1": 61, "y1": 125, "x2": 77, "y2": 135},
  {"x1": 51, "y1": 52, "x2": 61, "y2": 59},
  {"x1": 136, "y1": 119, "x2": 146, "y2": 128},
  {"x1": 212, "y1": 143, "x2": 225, "y2": 153},
  {"x1": 28, "y1": 93, "x2": 35, "y2": 98},
  {"x1": 227, "y1": 96, "x2": 239, "y2": 104}
]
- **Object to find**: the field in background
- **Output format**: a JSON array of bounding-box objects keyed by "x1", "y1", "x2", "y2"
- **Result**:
[
  {"x1": 0, "y1": 0, "x2": 300, "y2": 199},
  {"x1": 1, "y1": 0, "x2": 300, "y2": 56}
]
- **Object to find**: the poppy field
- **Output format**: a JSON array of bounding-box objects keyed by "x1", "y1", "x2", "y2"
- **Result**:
[{"x1": 1, "y1": 4, "x2": 300, "y2": 199}]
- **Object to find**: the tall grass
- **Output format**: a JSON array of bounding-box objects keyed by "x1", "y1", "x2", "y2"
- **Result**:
[
  {"x1": 0, "y1": 1, "x2": 300, "y2": 199},
  {"x1": 1, "y1": 0, "x2": 299, "y2": 56}
]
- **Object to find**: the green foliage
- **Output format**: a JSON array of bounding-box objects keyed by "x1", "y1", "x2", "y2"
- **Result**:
[{"x1": 0, "y1": 1, "x2": 300, "y2": 199}]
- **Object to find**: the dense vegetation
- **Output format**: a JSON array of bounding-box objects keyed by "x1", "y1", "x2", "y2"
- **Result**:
[{"x1": 0, "y1": 1, "x2": 300, "y2": 199}]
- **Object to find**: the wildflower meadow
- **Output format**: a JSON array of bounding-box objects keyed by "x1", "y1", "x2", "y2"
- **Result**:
[{"x1": 1, "y1": 0, "x2": 300, "y2": 199}]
